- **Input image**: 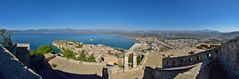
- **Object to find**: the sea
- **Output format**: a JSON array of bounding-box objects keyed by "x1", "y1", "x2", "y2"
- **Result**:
[{"x1": 12, "y1": 33, "x2": 136, "y2": 51}]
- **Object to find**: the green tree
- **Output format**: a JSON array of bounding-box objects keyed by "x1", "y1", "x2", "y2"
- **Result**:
[
  {"x1": 87, "y1": 55, "x2": 96, "y2": 62},
  {"x1": 31, "y1": 45, "x2": 55, "y2": 56},
  {"x1": 137, "y1": 56, "x2": 142, "y2": 65},
  {"x1": 62, "y1": 49, "x2": 76, "y2": 59},
  {"x1": 0, "y1": 29, "x2": 13, "y2": 51},
  {"x1": 78, "y1": 50, "x2": 86, "y2": 61},
  {"x1": 37, "y1": 45, "x2": 54, "y2": 54},
  {"x1": 76, "y1": 50, "x2": 96, "y2": 62}
]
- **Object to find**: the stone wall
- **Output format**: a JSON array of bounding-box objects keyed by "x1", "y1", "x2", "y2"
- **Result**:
[
  {"x1": 15, "y1": 43, "x2": 31, "y2": 66},
  {"x1": 218, "y1": 37, "x2": 239, "y2": 79},
  {"x1": 162, "y1": 48, "x2": 220, "y2": 68},
  {"x1": 0, "y1": 46, "x2": 42, "y2": 79}
]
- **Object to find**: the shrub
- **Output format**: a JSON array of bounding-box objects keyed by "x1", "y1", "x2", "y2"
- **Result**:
[
  {"x1": 37, "y1": 45, "x2": 55, "y2": 54},
  {"x1": 87, "y1": 55, "x2": 96, "y2": 62},
  {"x1": 0, "y1": 29, "x2": 13, "y2": 51},
  {"x1": 52, "y1": 63, "x2": 57, "y2": 68},
  {"x1": 137, "y1": 56, "x2": 142, "y2": 65},
  {"x1": 62, "y1": 49, "x2": 76, "y2": 59},
  {"x1": 76, "y1": 44, "x2": 83, "y2": 48},
  {"x1": 77, "y1": 51, "x2": 96, "y2": 62},
  {"x1": 31, "y1": 45, "x2": 55, "y2": 56},
  {"x1": 160, "y1": 47, "x2": 169, "y2": 51}
]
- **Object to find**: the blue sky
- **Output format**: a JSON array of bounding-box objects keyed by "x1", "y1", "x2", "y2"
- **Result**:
[{"x1": 0, "y1": 0, "x2": 239, "y2": 32}]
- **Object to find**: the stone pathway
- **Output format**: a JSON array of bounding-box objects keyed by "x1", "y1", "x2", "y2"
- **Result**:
[{"x1": 143, "y1": 53, "x2": 163, "y2": 68}]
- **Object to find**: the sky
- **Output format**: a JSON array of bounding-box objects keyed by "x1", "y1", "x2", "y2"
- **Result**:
[{"x1": 0, "y1": 0, "x2": 239, "y2": 32}]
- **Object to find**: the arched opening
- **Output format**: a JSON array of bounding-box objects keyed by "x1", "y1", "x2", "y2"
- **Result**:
[
  {"x1": 166, "y1": 61, "x2": 169, "y2": 64},
  {"x1": 216, "y1": 50, "x2": 220, "y2": 54},
  {"x1": 189, "y1": 58, "x2": 193, "y2": 62},
  {"x1": 207, "y1": 53, "x2": 211, "y2": 58},
  {"x1": 197, "y1": 56, "x2": 201, "y2": 60},
  {"x1": 172, "y1": 61, "x2": 176, "y2": 65},
  {"x1": 179, "y1": 59, "x2": 183, "y2": 63}
]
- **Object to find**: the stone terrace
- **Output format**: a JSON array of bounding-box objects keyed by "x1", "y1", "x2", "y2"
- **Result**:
[{"x1": 48, "y1": 56, "x2": 106, "y2": 77}]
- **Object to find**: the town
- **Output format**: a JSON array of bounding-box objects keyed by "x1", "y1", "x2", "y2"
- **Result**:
[
  {"x1": 1, "y1": 0, "x2": 239, "y2": 79},
  {"x1": 1, "y1": 28, "x2": 239, "y2": 79}
]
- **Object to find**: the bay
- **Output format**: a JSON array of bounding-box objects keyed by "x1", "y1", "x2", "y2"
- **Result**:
[{"x1": 12, "y1": 34, "x2": 135, "y2": 50}]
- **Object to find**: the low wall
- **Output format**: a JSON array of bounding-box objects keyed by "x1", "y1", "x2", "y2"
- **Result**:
[{"x1": 162, "y1": 48, "x2": 220, "y2": 68}]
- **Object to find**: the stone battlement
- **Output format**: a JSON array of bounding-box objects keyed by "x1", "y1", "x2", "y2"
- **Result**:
[{"x1": 162, "y1": 47, "x2": 220, "y2": 68}]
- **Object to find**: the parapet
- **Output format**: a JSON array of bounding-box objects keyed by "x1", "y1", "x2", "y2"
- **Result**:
[
  {"x1": 16, "y1": 43, "x2": 30, "y2": 50},
  {"x1": 162, "y1": 47, "x2": 220, "y2": 68}
]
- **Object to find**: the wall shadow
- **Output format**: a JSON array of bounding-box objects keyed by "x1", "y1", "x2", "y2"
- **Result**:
[
  {"x1": 55, "y1": 70, "x2": 101, "y2": 79},
  {"x1": 143, "y1": 66, "x2": 190, "y2": 79},
  {"x1": 209, "y1": 62, "x2": 226, "y2": 79}
]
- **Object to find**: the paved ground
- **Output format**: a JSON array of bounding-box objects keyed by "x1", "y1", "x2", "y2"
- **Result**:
[
  {"x1": 111, "y1": 69, "x2": 145, "y2": 79},
  {"x1": 48, "y1": 57, "x2": 105, "y2": 76},
  {"x1": 143, "y1": 53, "x2": 163, "y2": 68},
  {"x1": 174, "y1": 63, "x2": 202, "y2": 79}
]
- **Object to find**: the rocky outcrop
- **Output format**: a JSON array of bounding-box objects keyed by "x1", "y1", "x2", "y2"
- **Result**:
[
  {"x1": 218, "y1": 37, "x2": 239, "y2": 79},
  {"x1": 0, "y1": 46, "x2": 42, "y2": 79}
]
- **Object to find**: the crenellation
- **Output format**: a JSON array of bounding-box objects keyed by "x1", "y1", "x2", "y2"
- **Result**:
[{"x1": 162, "y1": 47, "x2": 220, "y2": 68}]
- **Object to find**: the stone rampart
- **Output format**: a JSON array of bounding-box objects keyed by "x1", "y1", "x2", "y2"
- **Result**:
[
  {"x1": 218, "y1": 37, "x2": 239, "y2": 79},
  {"x1": 0, "y1": 46, "x2": 42, "y2": 79},
  {"x1": 162, "y1": 48, "x2": 220, "y2": 68}
]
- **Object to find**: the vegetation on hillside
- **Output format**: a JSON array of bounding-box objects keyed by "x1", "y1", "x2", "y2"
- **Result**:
[
  {"x1": 0, "y1": 29, "x2": 13, "y2": 51},
  {"x1": 31, "y1": 45, "x2": 55, "y2": 56},
  {"x1": 62, "y1": 49, "x2": 76, "y2": 59},
  {"x1": 75, "y1": 44, "x2": 83, "y2": 48},
  {"x1": 62, "y1": 49, "x2": 96, "y2": 62},
  {"x1": 137, "y1": 56, "x2": 142, "y2": 65},
  {"x1": 128, "y1": 55, "x2": 143, "y2": 66},
  {"x1": 77, "y1": 50, "x2": 96, "y2": 62},
  {"x1": 159, "y1": 47, "x2": 169, "y2": 52}
]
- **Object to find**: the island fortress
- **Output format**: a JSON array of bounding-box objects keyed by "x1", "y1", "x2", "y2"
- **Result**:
[{"x1": 1, "y1": 37, "x2": 239, "y2": 79}]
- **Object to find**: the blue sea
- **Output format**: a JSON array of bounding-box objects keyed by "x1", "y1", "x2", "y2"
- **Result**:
[{"x1": 12, "y1": 34, "x2": 135, "y2": 50}]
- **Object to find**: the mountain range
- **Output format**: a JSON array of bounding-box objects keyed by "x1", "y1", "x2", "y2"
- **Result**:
[{"x1": 10, "y1": 29, "x2": 239, "y2": 41}]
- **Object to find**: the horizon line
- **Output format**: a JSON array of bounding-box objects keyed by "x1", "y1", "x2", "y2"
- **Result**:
[{"x1": 4, "y1": 28, "x2": 237, "y2": 33}]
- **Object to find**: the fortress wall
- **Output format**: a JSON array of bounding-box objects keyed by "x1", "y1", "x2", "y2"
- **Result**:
[
  {"x1": 0, "y1": 46, "x2": 42, "y2": 79},
  {"x1": 15, "y1": 43, "x2": 31, "y2": 67},
  {"x1": 162, "y1": 48, "x2": 220, "y2": 68},
  {"x1": 218, "y1": 37, "x2": 239, "y2": 79}
]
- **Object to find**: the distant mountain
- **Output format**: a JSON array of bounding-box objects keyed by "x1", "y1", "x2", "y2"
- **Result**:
[
  {"x1": 10, "y1": 29, "x2": 239, "y2": 40},
  {"x1": 11, "y1": 29, "x2": 133, "y2": 34},
  {"x1": 10, "y1": 29, "x2": 221, "y2": 36},
  {"x1": 219, "y1": 31, "x2": 239, "y2": 38},
  {"x1": 215, "y1": 31, "x2": 239, "y2": 41}
]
